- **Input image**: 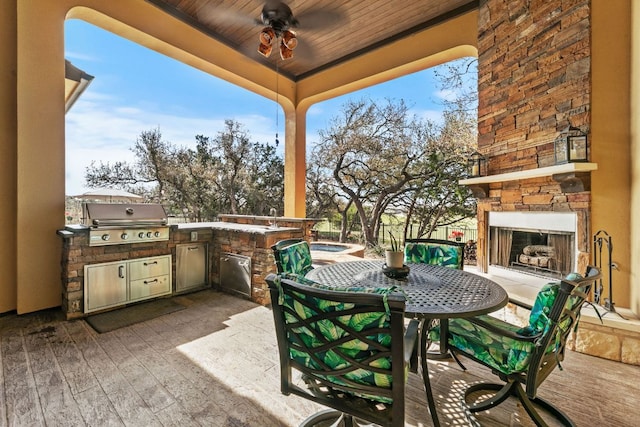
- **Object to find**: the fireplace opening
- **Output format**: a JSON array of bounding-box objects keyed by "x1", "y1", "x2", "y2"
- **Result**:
[{"x1": 490, "y1": 227, "x2": 574, "y2": 279}]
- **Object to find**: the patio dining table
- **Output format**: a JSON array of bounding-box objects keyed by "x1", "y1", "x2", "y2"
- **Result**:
[{"x1": 305, "y1": 260, "x2": 509, "y2": 427}]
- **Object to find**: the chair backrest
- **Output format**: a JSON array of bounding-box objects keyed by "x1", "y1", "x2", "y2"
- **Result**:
[
  {"x1": 271, "y1": 238, "x2": 313, "y2": 276},
  {"x1": 265, "y1": 273, "x2": 408, "y2": 426},
  {"x1": 524, "y1": 265, "x2": 601, "y2": 397},
  {"x1": 404, "y1": 238, "x2": 465, "y2": 269}
]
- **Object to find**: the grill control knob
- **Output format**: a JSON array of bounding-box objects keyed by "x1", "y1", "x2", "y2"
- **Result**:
[
  {"x1": 121, "y1": 233, "x2": 128, "y2": 240},
  {"x1": 138, "y1": 232, "x2": 145, "y2": 238},
  {"x1": 146, "y1": 232, "x2": 153, "y2": 238},
  {"x1": 154, "y1": 231, "x2": 160, "y2": 237},
  {"x1": 101, "y1": 234, "x2": 110, "y2": 241}
]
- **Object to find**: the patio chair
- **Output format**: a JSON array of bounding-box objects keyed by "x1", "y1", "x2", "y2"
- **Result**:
[
  {"x1": 404, "y1": 238, "x2": 465, "y2": 269},
  {"x1": 271, "y1": 238, "x2": 314, "y2": 276},
  {"x1": 430, "y1": 266, "x2": 601, "y2": 426},
  {"x1": 266, "y1": 273, "x2": 419, "y2": 427}
]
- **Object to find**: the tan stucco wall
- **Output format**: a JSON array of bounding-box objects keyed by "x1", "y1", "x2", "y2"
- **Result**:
[
  {"x1": 591, "y1": 1, "x2": 633, "y2": 309},
  {"x1": 2, "y1": 0, "x2": 479, "y2": 314},
  {"x1": 0, "y1": 1, "x2": 17, "y2": 314},
  {"x1": 631, "y1": 1, "x2": 640, "y2": 315}
]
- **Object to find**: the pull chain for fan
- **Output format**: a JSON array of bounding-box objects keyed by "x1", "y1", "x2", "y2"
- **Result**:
[{"x1": 274, "y1": 57, "x2": 280, "y2": 146}]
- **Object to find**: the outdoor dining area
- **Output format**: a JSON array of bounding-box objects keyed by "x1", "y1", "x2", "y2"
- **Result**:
[{"x1": 2, "y1": 259, "x2": 639, "y2": 427}]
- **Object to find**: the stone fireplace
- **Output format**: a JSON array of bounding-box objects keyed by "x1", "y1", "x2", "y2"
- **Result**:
[
  {"x1": 463, "y1": 168, "x2": 593, "y2": 285},
  {"x1": 488, "y1": 211, "x2": 578, "y2": 280}
]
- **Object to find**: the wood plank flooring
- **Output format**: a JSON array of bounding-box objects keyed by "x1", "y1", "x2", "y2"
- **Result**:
[{"x1": 1, "y1": 289, "x2": 639, "y2": 426}]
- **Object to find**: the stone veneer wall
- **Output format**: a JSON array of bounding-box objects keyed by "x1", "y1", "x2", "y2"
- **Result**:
[
  {"x1": 478, "y1": 0, "x2": 591, "y2": 166},
  {"x1": 471, "y1": 0, "x2": 639, "y2": 364},
  {"x1": 571, "y1": 320, "x2": 640, "y2": 366},
  {"x1": 475, "y1": 0, "x2": 592, "y2": 271}
]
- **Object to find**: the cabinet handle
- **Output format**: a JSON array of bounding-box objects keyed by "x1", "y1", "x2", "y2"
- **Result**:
[
  {"x1": 118, "y1": 265, "x2": 125, "y2": 278},
  {"x1": 144, "y1": 261, "x2": 158, "y2": 266},
  {"x1": 188, "y1": 246, "x2": 199, "y2": 251},
  {"x1": 143, "y1": 279, "x2": 159, "y2": 285}
]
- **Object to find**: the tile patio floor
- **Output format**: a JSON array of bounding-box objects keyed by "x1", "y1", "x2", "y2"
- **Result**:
[{"x1": 1, "y1": 289, "x2": 639, "y2": 426}]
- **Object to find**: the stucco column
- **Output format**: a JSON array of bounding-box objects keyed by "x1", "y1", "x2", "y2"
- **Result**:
[
  {"x1": 283, "y1": 105, "x2": 307, "y2": 218},
  {"x1": 16, "y1": 0, "x2": 67, "y2": 313},
  {"x1": 631, "y1": 1, "x2": 640, "y2": 315},
  {"x1": 0, "y1": 0, "x2": 18, "y2": 313}
]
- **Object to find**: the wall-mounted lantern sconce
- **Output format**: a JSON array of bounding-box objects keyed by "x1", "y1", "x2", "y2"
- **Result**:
[
  {"x1": 555, "y1": 126, "x2": 588, "y2": 164},
  {"x1": 467, "y1": 151, "x2": 487, "y2": 177}
]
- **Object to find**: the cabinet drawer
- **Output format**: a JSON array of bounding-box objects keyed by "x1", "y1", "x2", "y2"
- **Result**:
[
  {"x1": 129, "y1": 275, "x2": 171, "y2": 301},
  {"x1": 129, "y1": 255, "x2": 171, "y2": 280}
]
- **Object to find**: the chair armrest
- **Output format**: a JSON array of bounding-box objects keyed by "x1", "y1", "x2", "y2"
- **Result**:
[
  {"x1": 508, "y1": 297, "x2": 533, "y2": 311},
  {"x1": 404, "y1": 319, "x2": 420, "y2": 371},
  {"x1": 467, "y1": 316, "x2": 541, "y2": 342}
]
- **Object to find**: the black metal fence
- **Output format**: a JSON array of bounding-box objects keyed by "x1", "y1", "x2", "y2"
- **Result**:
[{"x1": 313, "y1": 220, "x2": 477, "y2": 245}]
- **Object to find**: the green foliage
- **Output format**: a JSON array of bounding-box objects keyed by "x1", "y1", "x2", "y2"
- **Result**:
[
  {"x1": 84, "y1": 121, "x2": 284, "y2": 221},
  {"x1": 388, "y1": 231, "x2": 400, "y2": 252},
  {"x1": 306, "y1": 59, "x2": 478, "y2": 246}
]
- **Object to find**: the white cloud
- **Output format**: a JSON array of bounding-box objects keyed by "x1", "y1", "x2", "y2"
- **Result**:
[
  {"x1": 411, "y1": 108, "x2": 444, "y2": 124},
  {"x1": 65, "y1": 94, "x2": 278, "y2": 195},
  {"x1": 434, "y1": 89, "x2": 459, "y2": 103}
]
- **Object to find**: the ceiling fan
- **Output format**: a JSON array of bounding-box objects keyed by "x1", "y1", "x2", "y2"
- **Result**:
[
  {"x1": 256, "y1": 1, "x2": 299, "y2": 60},
  {"x1": 199, "y1": 0, "x2": 347, "y2": 61}
]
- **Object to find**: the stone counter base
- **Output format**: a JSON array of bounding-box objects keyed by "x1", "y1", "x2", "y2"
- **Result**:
[{"x1": 570, "y1": 320, "x2": 640, "y2": 366}]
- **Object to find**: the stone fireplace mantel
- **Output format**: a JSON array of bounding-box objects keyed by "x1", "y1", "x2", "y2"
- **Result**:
[{"x1": 460, "y1": 162, "x2": 598, "y2": 197}]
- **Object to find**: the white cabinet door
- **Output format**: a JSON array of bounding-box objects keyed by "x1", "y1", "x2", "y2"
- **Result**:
[{"x1": 84, "y1": 261, "x2": 127, "y2": 313}]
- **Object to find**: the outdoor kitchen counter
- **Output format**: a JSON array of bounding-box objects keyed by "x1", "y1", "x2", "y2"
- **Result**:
[{"x1": 173, "y1": 221, "x2": 298, "y2": 233}]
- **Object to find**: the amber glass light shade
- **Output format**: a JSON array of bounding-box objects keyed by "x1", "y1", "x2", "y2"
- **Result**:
[
  {"x1": 282, "y1": 30, "x2": 297, "y2": 49},
  {"x1": 279, "y1": 41, "x2": 293, "y2": 59},
  {"x1": 258, "y1": 42, "x2": 273, "y2": 57},
  {"x1": 259, "y1": 27, "x2": 276, "y2": 46}
]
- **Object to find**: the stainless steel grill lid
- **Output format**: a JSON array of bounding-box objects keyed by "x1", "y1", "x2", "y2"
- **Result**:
[{"x1": 83, "y1": 203, "x2": 168, "y2": 227}]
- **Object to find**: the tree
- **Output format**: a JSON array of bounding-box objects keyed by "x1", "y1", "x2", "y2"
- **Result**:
[
  {"x1": 311, "y1": 98, "x2": 452, "y2": 247},
  {"x1": 84, "y1": 121, "x2": 284, "y2": 220},
  {"x1": 400, "y1": 108, "x2": 477, "y2": 238}
]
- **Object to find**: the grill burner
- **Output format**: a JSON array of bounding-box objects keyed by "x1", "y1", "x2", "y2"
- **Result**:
[{"x1": 82, "y1": 203, "x2": 170, "y2": 246}]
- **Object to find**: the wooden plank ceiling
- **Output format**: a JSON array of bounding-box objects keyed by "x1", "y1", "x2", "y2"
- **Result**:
[{"x1": 145, "y1": 0, "x2": 477, "y2": 80}]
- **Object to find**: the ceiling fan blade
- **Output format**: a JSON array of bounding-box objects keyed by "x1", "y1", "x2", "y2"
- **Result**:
[
  {"x1": 196, "y1": 4, "x2": 259, "y2": 29},
  {"x1": 295, "y1": 7, "x2": 349, "y2": 31}
]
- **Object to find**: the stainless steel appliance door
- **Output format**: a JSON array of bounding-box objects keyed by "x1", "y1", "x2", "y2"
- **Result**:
[
  {"x1": 176, "y1": 243, "x2": 208, "y2": 292},
  {"x1": 219, "y1": 253, "x2": 251, "y2": 298},
  {"x1": 84, "y1": 261, "x2": 128, "y2": 313}
]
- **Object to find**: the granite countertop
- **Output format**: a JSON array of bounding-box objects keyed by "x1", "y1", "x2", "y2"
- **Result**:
[{"x1": 173, "y1": 221, "x2": 297, "y2": 233}]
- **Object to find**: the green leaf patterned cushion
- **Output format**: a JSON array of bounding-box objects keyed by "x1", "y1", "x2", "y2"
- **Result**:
[
  {"x1": 404, "y1": 242, "x2": 462, "y2": 269},
  {"x1": 277, "y1": 280, "x2": 395, "y2": 404},
  {"x1": 430, "y1": 315, "x2": 538, "y2": 374},
  {"x1": 431, "y1": 272, "x2": 586, "y2": 375},
  {"x1": 525, "y1": 272, "x2": 583, "y2": 335},
  {"x1": 276, "y1": 241, "x2": 314, "y2": 276}
]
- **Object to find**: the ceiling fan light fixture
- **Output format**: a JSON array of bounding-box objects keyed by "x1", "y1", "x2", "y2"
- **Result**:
[
  {"x1": 279, "y1": 40, "x2": 294, "y2": 60},
  {"x1": 258, "y1": 42, "x2": 273, "y2": 57},
  {"x1": 282, "y1": 30, "x2": 297, "y2": 50},
  {"x1": 259, "y1": 27, "x2": 276, "y2": 46}
]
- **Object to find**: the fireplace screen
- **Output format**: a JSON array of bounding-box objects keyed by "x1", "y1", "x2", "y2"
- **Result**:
[{"x1": 490, "y1": 227, "x2": 574, "y2": 278}]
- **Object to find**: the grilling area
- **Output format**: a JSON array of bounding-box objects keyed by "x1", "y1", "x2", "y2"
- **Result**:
[{"x1": 57, "y1": 203, "x2": 315, "y2": 320}]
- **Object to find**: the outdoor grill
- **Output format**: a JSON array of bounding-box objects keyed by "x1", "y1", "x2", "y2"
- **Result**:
[{"x1": 82, "y1": 202, "x2": 170, "y2": 246}]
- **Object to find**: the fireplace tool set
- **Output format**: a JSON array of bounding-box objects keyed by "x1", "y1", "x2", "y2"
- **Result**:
[{"x1": 593, "y1": 230, "x2": 622, "y2": 317}]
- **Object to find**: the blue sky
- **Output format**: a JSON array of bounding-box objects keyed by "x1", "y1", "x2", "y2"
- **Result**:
[{"x1": 64, "y1": 19, "x2": 452, "y2": 196}]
